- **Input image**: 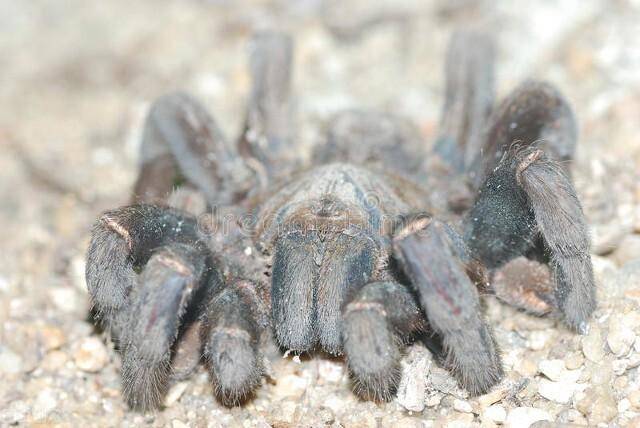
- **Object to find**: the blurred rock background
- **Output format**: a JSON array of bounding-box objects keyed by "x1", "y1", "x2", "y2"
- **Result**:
[{"x1": 0, "y1": 0, "x2": 639, "y2": 426}]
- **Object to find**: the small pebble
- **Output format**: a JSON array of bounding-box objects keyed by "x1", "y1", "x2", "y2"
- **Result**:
[
  {"x1": 505, "y1": 407, "x2": 552, "y2": 428},
  {"x1": 527, "y1": 331, "x2": 550, "y2": 351},
  {"x1": 564, "y1": 351, "x2": 585, "y2": 370},
  {"x1": 537, "y1": 378, "x2": 577, "y2": 404},
  {"x1": 272, "y1": 374, "x2": 308, "y2": 399},
  {"x1": 445, "y1": 413, "x2": 474, "y2": 427},
  {"x1": 538, "y1": 359, "x2": 564, "y2": 381},
  {"x1": 453, "y1": 398, "x2": 472, "y2": 413},
  {"x1": 33, "y1": 389, "x2": 58, "y2": 420},
  {"x1": 612, "y1": 234, "x2": 640, "y2": 266},
  {"x1": 483, "y1": 404, "x2": 507, "y2": 424},
  {"x1": 577, "y1": 386, "x2": 618, "y2": 425},
  {"x1": 164, "y1": 382, "x2": 189, "y2": 407},
  {"x1": 629, "y1": 390, "x2": 640, "y2": 409},
  {"x1": 396, "y1": 350, "x2": 430, "y2": 412},
  {"x1": 322, "y1": 396, "x2": 346, "y2": 415},
  {"x1": 73, "y1": 337, "x2": 109, "y2": 372},
  {"x1": 40, "y1": 350, "x2": 68, "y2": 371},
  {"x1": 49, "y1": 286, "x2": 82, "y2": 313},
  {"x1": 613, "y1": 358, "x2": 629, "y2": 375},
  {"x1": 619, "y1": 398, "x2": 631, "y2": 413},
  {"x1": 582, "y1": 326, "x2": 605, "y2": 362},
  {"x1": 317, "y1": 360, "x2": 344, "y2": 383},
  {"x1": 514, "y1": 356, "x2": 537, "y2": 377},
  {"x1": 39, "y1": 325, "x2": 66, "y2": 351},
  {"x1": 477, "y1": 383, "x2": 509, "y2": 408},
  {"x1": 607, "y1": 313, "x2": 636, "y2": 356},
  {"x1": 0, "y1": 348, "x2": 23, "y2": 374}
]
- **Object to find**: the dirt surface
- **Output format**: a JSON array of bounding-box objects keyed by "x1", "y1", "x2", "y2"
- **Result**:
[{"x1": 1, "y1": 1, "x2": 640, "y2": 427}]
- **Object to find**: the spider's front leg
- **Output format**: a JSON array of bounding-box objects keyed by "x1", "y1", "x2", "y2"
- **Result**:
[
  {"x1": 342, "y1": 280, "x2": 426, "y2": 401},
  {"x1": 201, "y1": 279, "x2": 269, "y2": 406},
  {"x1": 86, "y1": 205, "x2": 224, "y2": 409},
  {"x1": 392, "y1": 215, "x2": 504, "y2": 395},
  {"x1": 464, "y1": 83, "x2": 595, "y2": 332},
  {"x1": 86, "y1": 30, "x2": 296, "y2": 410}
]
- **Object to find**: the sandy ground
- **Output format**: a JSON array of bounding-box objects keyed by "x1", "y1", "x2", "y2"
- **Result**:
[{"x1": 1, "y1": 0, "x2": 640, "y2": 427}]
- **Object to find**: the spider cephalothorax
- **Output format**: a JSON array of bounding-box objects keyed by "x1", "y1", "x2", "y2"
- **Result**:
[{"x1": 85, "y1": 30, "x2": 595, "y2": 409}]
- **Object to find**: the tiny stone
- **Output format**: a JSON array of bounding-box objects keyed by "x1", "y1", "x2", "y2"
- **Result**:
[
  {"x1": 527, "y1": 331, "x2": 550, "y2": 351},
  {"x1": 477, "y1": 383, "x2": 509, "y2": 408},
  {"x1": 629, "y1": 390, "x2": 640, "y2": 409},
  {"x1": 453, "y1": 399, "x2": 472, "y2": 413},
  {"x1": 318, "y1": 407, "x2": 335, "y2": 424},
  {"x1": 483, "y1": 404, "x2": 507, "y2": 424},
  {"x1": 317, "y1": 360, "x2": 344, "y2": 384},
  {"x1": 40, "y1": 325, "x2": 66, "y2": 351},
  {"x1": 582, "y1": 326, "x2": 605, "y2": 362},
  {"x1": 578, "y1": 386, "x2": 617, "y2": 425},
  {"x1": 612, "y1": 234, "x2": 640, "y2": 266},
  {"x1": 322, "y1": 396, "x2": 346, "y2": 415},
  {"x1": 505, "y1": 407, "x2": 552, "y2": 428},
  {"x1": 619, "y1": 398, "x2": 631, "y2": 413},
  {"x1": 445, "y1": 413, "x2": 474, "y2": 427},
  {"x1": 565, "y1": 351, "x2": 585, "y2": 370},
  {"x1": 73, "y1": 337, "x2": 109, "y2": 372},
  {"x1": 33, "y1": 389, "x2": 58, "y2": 420},
  {"x1": 612, "y1": 358, "x2": 629, "y2": 375},
  {"x1": 0, "y1": 400, "x2": 29, "y2": 424},
  {"x1": 537, "y1": 379, "x2": 575, "y2": 404},
  {"x1": 514, "y1": 356, "x2": 538, "y2": 377},
  {"x1": 164, "y1": 381, "x2": 189, "y2": 407},
  {"x1": 613, "y1": 375, "x2": 628, "y2": 390},
  {"x1": 396, "y1": 350, "x2": 430, "y2": 412},
  {"x1": 279, "y1": 400, "x2": 297, "y2": 423},
  {"x1": 607, "y1": 313, "x2": 636, "y2": 356},
  {"x1": 172, "y1": 420, "x2": 188, "y2": 428},
  {"x1": 0, "y1": 348, "x2": 23, "y2": 374},
  {"x1": 429, "y1": 366, "x2": 464, "y2": 396},
  {"x1": 272, "y1": 373, "x2": 308, "y2": 399},
  {"x1": 49, "y1": 286, "x2": 82, "y2": 313},
  {"x1": 40, "y1": 350, "x2": 67, "y2": 371},
  {"x1": 426, "y1": 394, "x2": 442, "y2": 407},
  {"x1": 589, "y1": 360, "x2": 614, "y2": 385},
  {"x1": 538, "y1": 359, "x2": 564, "y2": 381}
]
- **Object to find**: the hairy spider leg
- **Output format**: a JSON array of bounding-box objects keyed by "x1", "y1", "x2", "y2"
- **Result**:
[
  {"x1": 342, "y1": 280, "x2": 426, "y2": 401},
  {"x1": 201, "y1": 279, "x2": 268, "y2": 406},
  {"x1": 393, "y1": 215, "x2": 503, "y2": 395},
  {"x1": 434, "y1": 30, "x2": 495, "y2": 174}
]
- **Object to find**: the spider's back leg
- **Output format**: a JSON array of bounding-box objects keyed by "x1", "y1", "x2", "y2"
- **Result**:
[
  {"x1": 133, "y1": 92, "x2": 254, "y2": 206},
  {"x1": 238, "y1": 31, "x2": 298, "y2": 179},
  {"x1": 433, "y1": 30, "x2": 495, "y2": 174},
  {"x1": 463, "y1": 82, "x2": 594, "y2": 332}
]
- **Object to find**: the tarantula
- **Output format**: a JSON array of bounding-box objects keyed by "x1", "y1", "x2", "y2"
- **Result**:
[{"x1": 85, "y1": 31, "x2": 595, "y2": 410}]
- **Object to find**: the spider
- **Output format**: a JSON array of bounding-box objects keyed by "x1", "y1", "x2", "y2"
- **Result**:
[{"x1": 85, "y1": 30, "x2": 595, "y2": 410}]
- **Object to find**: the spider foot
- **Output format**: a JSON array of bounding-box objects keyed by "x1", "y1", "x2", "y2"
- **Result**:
[
  {"x1": 202, "y1": 279, "x2": 266, "y2": 406},
  {"x1": 342, "y1": 281, "x2": 425, "y2": 401}
]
